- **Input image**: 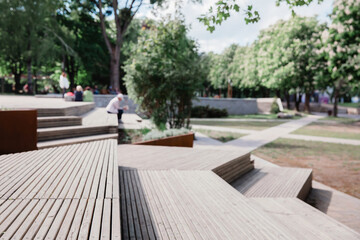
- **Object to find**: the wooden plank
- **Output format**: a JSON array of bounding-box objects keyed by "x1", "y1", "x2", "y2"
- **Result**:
[
  {"x1": 56, "y1": 199, "x2": 80, "y2": 239},
  {"x1": 11, "y1": 199, "x2": 47, "y2": 239},
  {"x1": 112, "y1": 199, "x2": 122, "y2": 240},
  {"x1": 45, "y1": 199, "x2": 72, "y2": 239},
  {"x1": 67, "y1": 199, "x2": 87, "y2": 239},
  {"x1": 101, "y1": 199, "x2": 111, "y2": 239},
  {"x1": 89, "y1": 199, "x2": 103, "y2": 239},
  {"x1": 73, "y1": 141, "x2": 103, "y2": 199},
  {"x1": 23, "y1": 199, "x2": 56, "y2": 239},
  {"x1": 78, "y1": 198, "x2": 96, "y2": 239},
  {"x1": 0, "y1": 199, "x2": 36, "y2": 239},
  {"x1": 34, "y1": 199, "x2": 63, "y2": 239}
]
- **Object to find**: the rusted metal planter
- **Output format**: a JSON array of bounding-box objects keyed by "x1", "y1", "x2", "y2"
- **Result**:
[
  {"x1": 134, "y1": 132, "x2": 194, "y2": 148},
  {"x1": 0, "y1": 109, "x2": 37, "y2": 154}
]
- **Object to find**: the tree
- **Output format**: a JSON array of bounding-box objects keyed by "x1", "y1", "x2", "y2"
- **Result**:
[
  {"x1": 208, "y1": 44, "x2": 238, "y2": 97},
  {"x1": 124, "y1": 19, "x2": 203, "y2": 128},
  {"x1": 321, "y1": 0, "x2": 360, "y2": 116},
  {"x1": 252, "y1": 16, "x2": 326, "y2": 112}
]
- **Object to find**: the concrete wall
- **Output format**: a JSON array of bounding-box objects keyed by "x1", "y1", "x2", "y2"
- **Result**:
[
  {"x1": 94, "y1": 95, "x2": 138, "y2": 113},
  {"x1": 192, "y1": 97, "x2": 259, "y2": 115},
  {"x1": 94, "y1": 95, "x2": 275, "y2": 115}
]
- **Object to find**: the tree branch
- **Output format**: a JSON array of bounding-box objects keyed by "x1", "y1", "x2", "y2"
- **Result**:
[{"x1": 97, "y1": 0, "x2": 113, "y2": 55}]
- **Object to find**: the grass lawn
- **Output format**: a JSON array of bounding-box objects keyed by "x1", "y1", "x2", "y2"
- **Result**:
[
  {"x1": 227, "y1": 112, "x2": 302, "y2": 120},
  {"x1": 191, "y1": 120, "x2": 283, "y2": 130},
  {"x1": 195, "y1": 129, "x2": 246, "y2": 143},
  {"x1": 338, "y1": 102, "x2": 360, "y2": 108},
  {"x1": 292, "y1": 120, "x2": 360, "y2": 140},
  {"x1": 319, "y1": 116, "x2": 359, "y2": 124},
  {"x1": 254, "y1": 138, "x2": 360, "y2": 199}
]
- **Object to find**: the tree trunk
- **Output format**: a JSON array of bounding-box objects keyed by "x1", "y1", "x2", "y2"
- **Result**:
[
  {"x1": 333, "y1": 88, "x2": 339, "y2": 117},
  {"x1": 285, "y1": 91, "x2": 290, "y2": 110},
  {"x1": 295, "y1": 94, "x2": 302, "y2": 112},
  {"x1": 14, "y1": 73, "x2": 21, "y2": 93},
  {"x1": 65, "y1": 55, "x2": 76, "y2": 89},
  {"x1": 110, "y1": 53, "x2": 120, "y2": 92},
  {"x1": 27, "y1": 58, "x2": 33, "y2": 95},
  {"x1": 304, "y1": 93, "x2": 311, "y2": 113}
]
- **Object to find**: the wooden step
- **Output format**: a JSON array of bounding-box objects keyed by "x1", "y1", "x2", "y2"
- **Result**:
[
  {"x1": 231, "y1": 166, "x2": 312, "y2": 200},
  {"x1": 37, "y1": 103, "x2": 95, "y2": 117},
  {"x1": 120, "y1": 169, "x2": 297, "y2": 239},
  {"x1": 37, "y1": 133, "x2": 118, "y2": 149},
  {"x1": 37, "y1": 116, "x2": 82, "y2": 128},
  {"x1": 252, "y1": 198, "x2": 360, "y2": 239},
  {"x1": 37, "y1": 125, "x2": 118, "y2": 142},
  {"x1": 212, "y1": 152, "x2": 254, "y2": 183}
]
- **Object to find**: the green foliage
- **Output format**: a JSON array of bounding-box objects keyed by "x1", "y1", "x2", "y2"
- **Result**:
[
  {"x1": 198, "y1": 1, "x2": 259, "y2": 33},
  {"x1": 124, "y1": 19, "x2": 203, "y2": 129},
  {"x1": 320, "y1": 0, "x2": 360, "y2": 115},
  {"x1": 270, "y1": 98, "x2": 280, "y2": 114},
  {"x1": 198, "y1": 0, "x2": 319, "y2": 33},
  {"x1": 191, "y1": 105, "x2": 228, "y2": 118},
  {"x1": 208, "y1": 44, "x2": 237, "y2": 89}
]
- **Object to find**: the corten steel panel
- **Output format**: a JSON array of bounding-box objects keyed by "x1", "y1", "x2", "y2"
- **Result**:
[
  {"x1": 133, "y1": 133, "x2": 194, "y2": 148},
  {"x1": 0, "y1": 109, "x2": 37, "y2": 154}
]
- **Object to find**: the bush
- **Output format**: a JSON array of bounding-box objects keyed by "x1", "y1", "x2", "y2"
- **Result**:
[
  {"x1": 191, "y1": 105, "x2": 228, "y2": 118},
  {"x1": 271, "y1": 98, "x2": 280, "y2": 114},
  {"x1": 143, "y1": 128, "x2": 190, "y2": 141}
]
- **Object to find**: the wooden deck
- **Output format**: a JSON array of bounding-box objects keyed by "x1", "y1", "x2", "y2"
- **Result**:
[
  {"x1": 120, "y1": 169, "x2": 295, "y2": 239},
  {"x1": 0, "y1": 140, "x2": 120, "y2": 239},
  {"x1": 252, "y1": 198, "x2": 360, "y2": 239},
  {"x1": 118, "y1": 145, "x2": 254, "y2": 182},
  {"x1": 1, "y1": 139, "x2": 359, "y2": 239}
]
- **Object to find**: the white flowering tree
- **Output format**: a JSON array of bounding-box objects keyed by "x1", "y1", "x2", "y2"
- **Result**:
[
  {"x1": 321, "y1": 0, "x2": 360, "y2": 116},
  {"x1": 235, "y1": 16, "x2": 326, "y2": 111}
]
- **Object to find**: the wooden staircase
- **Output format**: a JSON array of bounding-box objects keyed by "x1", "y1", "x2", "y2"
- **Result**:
[{"x1": 36, "y1": 108, "x2": 118, "y2": 149}]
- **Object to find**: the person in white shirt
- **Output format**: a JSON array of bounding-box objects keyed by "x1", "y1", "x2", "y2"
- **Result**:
[
  {"x1": 106, "y1": 93, "x2": 128, "y2": 122},
  {"x1": 59, "y1": 71, "x2": 69, "y2": 98}
]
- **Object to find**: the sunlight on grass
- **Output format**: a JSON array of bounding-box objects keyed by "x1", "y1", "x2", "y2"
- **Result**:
[
  {"x1": 196, "y1": 129, "x2": 246, "y2": 143},
  {"x1": 192, "y1": 120, "x2": 283, "y2": 130}
]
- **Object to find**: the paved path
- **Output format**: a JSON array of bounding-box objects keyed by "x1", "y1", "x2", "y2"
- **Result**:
[
  {"x1": 223, "y1": 115, "x2": 322, "y2": 151},
  {"x1": 192, "y1": 125, "x2": 257, "y2": 135},
  {"x1": 191, "y1": 118, "x2": 289, "y2": 122}
]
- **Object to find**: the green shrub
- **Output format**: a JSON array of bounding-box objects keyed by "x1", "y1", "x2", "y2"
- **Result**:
[
  {"x1": 271, "y1": 98, "x2": 280, "y2": 114},
  {"x1": 143, "y1": 128, "x2": 190, "y2": 141},
  {"x1": 191, "y1": 105, "x2": 228, "y2": 118}
]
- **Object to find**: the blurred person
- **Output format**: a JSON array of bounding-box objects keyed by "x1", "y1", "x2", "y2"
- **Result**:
[
  {"x1": 106, "y1": 93, "x2": 128, "y2": 122},
  {"x1": 83, "y1": 86, "x2": 94, "y2": 102},
  {"x1": 93, "y1": 85, "x2": 99, "y2": 94},
  {"x1": 59, "y1": 71, "x2": 69, "y2": 98},
  {"x1": 74, "y1": 85, "x2": 83, "y2": 101}
]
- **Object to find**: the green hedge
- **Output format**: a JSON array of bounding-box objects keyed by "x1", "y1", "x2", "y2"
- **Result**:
[{"x1": 191, "y1": 105, "x2": 228, "y2": 118}]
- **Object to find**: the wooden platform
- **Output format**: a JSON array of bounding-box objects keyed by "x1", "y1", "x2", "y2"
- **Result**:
[
  {"x1": 0, "y1": 140, "x2": 120, "y2": 239},
  {"x1": 0, "y1": 95, "x2": 95, "y2": 117},
  {"x1": 118, "y1": 144, "x2": 254, "y2": 182},
  {"x1": 232, "y1": 166, "x2": 312, "y2": 200},
  {"x1": 252, "y1": 198, "x2": 360, "y2": 239}
]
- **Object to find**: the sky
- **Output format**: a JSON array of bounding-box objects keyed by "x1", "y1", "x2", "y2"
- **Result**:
[{"x1": 137, "y1": 0, "x2": 333, "y2": 53}]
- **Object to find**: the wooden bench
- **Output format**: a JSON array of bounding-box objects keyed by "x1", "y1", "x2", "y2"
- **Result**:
[{"x1": 0, "y1": 139, "x2": 120, "y2": 239}]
